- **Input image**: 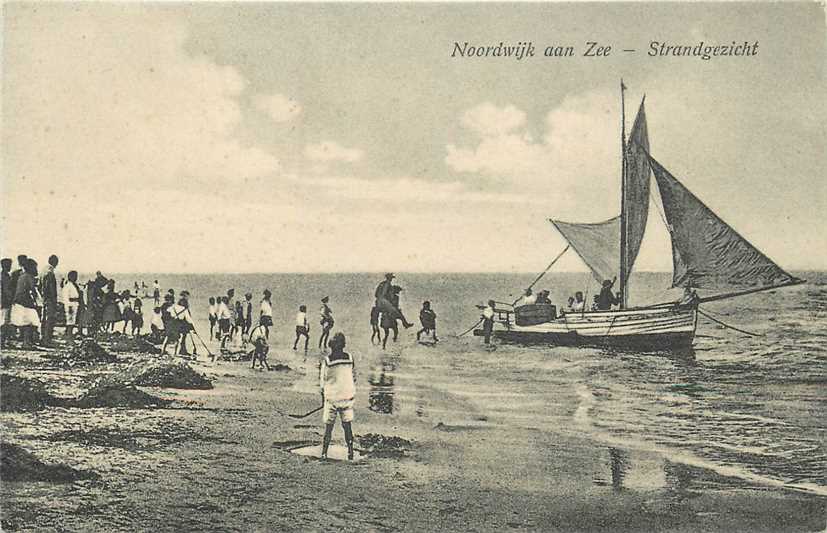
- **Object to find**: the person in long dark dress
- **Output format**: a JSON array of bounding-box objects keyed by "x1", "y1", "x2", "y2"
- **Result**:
[{"x1": 101, "y1": 280, "x2": 122, "y2": 332}]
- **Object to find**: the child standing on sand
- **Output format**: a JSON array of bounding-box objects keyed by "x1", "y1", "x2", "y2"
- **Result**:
[
  {"x1": 319, "y1": 332, "x2": 356, "y2": 460},
  {"x1": 293, "y1": 305, "x2": 309, "y2": 352}
]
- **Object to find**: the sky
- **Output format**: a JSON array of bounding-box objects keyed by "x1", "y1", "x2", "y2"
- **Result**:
[{"x1": 2, "y1": 2, "x2": 825, "y2": 273}]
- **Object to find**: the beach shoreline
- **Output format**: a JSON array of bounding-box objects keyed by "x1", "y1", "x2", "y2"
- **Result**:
[{"x1": 2, "y1": 337, "x2": 824, "y2": 532}]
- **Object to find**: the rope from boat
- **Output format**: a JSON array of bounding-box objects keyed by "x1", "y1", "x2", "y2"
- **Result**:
[
  {"x1": 650, "y1": 186, "x2": 672, "y2": 233},
  {"x1": 456, "y1": 318, "x2": 483, "y2": 338},
  {"x1": 697, "y1": 307, "x2": 762, "y2": 337},
  {"x1": 597, "y1": 314, "x2": 619, "y2": 351},
  {"x1": 511, "y1": 245, "x2": 571, "y2": 305}
]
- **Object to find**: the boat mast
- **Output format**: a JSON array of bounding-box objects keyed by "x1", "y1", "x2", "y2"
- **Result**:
[{"x1": 619, "y1": 80, "x2": 628, "y2": 309}]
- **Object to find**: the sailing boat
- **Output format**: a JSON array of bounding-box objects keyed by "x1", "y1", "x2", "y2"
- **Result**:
[{"x1": 474, "y1": 83, "x2": 803, "y2": 350}]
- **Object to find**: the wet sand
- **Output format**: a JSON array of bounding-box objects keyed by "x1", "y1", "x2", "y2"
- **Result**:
[{"x1": 1, "y1": 339, "x2": 824, "y2": 532}]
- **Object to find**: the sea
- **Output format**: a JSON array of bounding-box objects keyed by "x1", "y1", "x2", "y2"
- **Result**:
[{"x1": 110, "y1": 271, "x2": 826, "y2": 497}]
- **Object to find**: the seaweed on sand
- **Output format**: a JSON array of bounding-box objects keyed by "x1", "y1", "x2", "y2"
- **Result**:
[
  {"x1": 50, "y1": 338, "x2": 117, "y2": 367},
  {"x1": 39, "y1": 424, "x2": 235, "y2": 451},
  {"x1": 357, "y1": 433, "x2": 413, "y2": 458},
  {"x1": 71, "y1": 383, "x2": 170, "y2": 409},
  {"x1": 0, "y1": 441, "x2": 97, "y2": 482},
  {"x1": 108, "y1": 335, "x2": 162, "y2": 355},
  {"x1": 0, "y1": 374, "x2": 60, "y2": 411},
  {"x1": 111, "y1": 360, "x2": 213, "y2": 390}
]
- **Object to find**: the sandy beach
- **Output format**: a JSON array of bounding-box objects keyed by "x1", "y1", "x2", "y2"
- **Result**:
[{"x1": 2, "y1": 332, "x2": 824, "y2": 533}]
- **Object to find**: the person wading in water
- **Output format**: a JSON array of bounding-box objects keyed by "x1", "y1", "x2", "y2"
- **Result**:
[
  {"x1": 318, "y1": 296, "x2": 334, "y2": 351},
  {"x1": 374, "y1": 273, "x2": 413, "y2": 329}
]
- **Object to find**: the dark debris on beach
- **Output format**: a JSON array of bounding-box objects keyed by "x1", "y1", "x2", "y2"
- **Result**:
[
  {"x1": 70, "y1": 383, "x2": 170, "y2": 409},
  {"x1": 48, "y1": 338, "x2": 117, "y2": 367},
  {"x1": 0, "y1": 374, "x2": 60, "y2": 412},
  {"x1": 36, "y1": 424, "x2": 235, "y2": 451},
  {"x1": 0, "y1": 441, "x2": 97, "y2": 483},
  {"x1": 108, "y1": 335, "x2": 162, "y2": 355},
  {"x1": 358, "y1": 433, "x2": 413, "y2": 458},
  {"x1": 109, "y1": 360, "x2": 214, "y2": 390}
]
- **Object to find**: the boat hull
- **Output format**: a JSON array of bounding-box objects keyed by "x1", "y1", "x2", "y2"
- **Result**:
[{"x1": 473, "y1": 305, "x2": 697, "y2": 351}]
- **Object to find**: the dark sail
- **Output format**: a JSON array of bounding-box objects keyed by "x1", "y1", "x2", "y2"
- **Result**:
[
  {"x1": 649, "y1": 156, "x2": 796, "y2": 289},
  {"x1": 623, "y1": 99, "x2": 651, "y2": 277},
  {"x1": 550, "y1": 217, "x2": 620, "y2": 284}
]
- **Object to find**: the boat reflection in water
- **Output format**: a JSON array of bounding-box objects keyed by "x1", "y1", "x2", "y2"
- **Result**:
[
  {"x1": 602, "y1": 447, "x2": 695, "y2": 494},
  {"x1": 609, "y1": 448, "x2": 628, "y2": 491},
  {"x1": 599, "y1": 446, "x2": 767, "y2": 497}
]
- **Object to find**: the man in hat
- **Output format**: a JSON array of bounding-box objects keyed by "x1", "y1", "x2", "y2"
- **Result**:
[
  {"x1": 40, "y1": 254, "x2": 60, "y2": 346},
  {"x1": 597, "y1": 277, "x2": 620, "y2": 310},
  {"x1": 374, "y1": 273, "x2": 413, "y2": 328}
]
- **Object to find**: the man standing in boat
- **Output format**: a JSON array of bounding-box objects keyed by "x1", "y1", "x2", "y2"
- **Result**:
[
  {"x1": 374, "y1": 273, "x2": 413, "y2": 328},
  {"x1": 597, "y1": 278, "x2": 621, "y2": 310},
  {"x1": 677, "y1": 285, "x2": 700, "y2": 308},
  {"x1": 481, "y1": 300, "x2": 496, "y2": 345}
]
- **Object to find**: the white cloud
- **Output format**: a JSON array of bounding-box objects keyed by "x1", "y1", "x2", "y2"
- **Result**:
[
  {"x1": 445, "y1": 92, "x2": 622, "y2": 219},
  {"x1": 254, "y1": 93, "x2": 302, "y2": 123},
  {"x1": 2, "y1": 7, "x2": 279, "y2": 194},
  {"x1": 461, "y1": 102, "x2": 526, "y2": 136},
  {"x1": 304, "y1": 141, "x2": 364, "y2": 163}
]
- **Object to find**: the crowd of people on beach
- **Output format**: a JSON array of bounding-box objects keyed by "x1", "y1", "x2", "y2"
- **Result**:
[
  {"x1": 0, "y1": 253, "x2": 187, "y2": 353},
  {"x1": 1, "y1": 257, "x2": 439, "y2": 462},
  {"x1": 0, "y1": 254, "x2": 439, "y2": 358}
]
